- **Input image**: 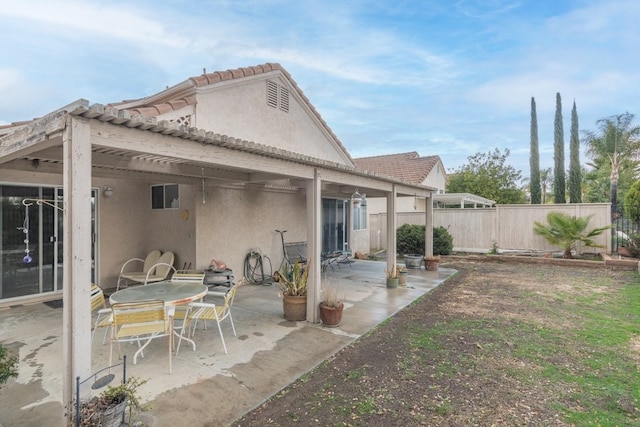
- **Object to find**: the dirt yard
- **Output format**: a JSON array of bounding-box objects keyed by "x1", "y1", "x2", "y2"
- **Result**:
[{"x1": 233, "y1": 260, "x2": 639, "y2": 426}]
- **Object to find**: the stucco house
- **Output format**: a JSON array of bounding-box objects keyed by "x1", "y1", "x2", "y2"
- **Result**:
[
  {"x1": 353, "y1": 152, "x2": 447, "y2": 213},
  {"x1": 354, "y1": 151, "x2": 495, "y2": 212},
  {"x1": 0, "y1": 63, "x2": 435, "y2": 404}
]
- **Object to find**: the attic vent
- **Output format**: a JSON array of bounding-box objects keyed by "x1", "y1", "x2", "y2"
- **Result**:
[
  {"x1": 266, "y1": 80, "x2": 289, "y2": 113},
  {"x1": 172, "y1": 115, "x2": 192, "y2": 127},
  {"x1": 267, "y1": 80, "x2": 278, "y2": 108},
  {"x1": 279, "y1": 87, "x2": 289, "y2": 112}
]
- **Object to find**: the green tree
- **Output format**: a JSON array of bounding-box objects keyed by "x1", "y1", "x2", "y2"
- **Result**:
[
  {"x1": 624, "y1": 180, "x2": 640, "y2": 227},
  {"x1": 553, "y1": 92, "x2": 566, "y2": 203},
  {"x1": 568, "y1": 100, "x2": 582, "y2": 203},
  {"x1": 533, "y1": 212, "x2": 610, "y2": 258},
  {"x1": 540, "y1": 167, "x2": 553, "y2": 204},
  {"x1": 582, "y1": 113, "x2": 640, "y2": 216},
  {"x1": 530, "y1": 97, "x2": 541, "y2": 204},
  {"x1": 446, "y1": 148, "x2": 526, "y2": 204}
]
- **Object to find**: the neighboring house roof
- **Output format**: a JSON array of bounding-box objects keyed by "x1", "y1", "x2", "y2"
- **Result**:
[{"x1": 353, "y1": 152, "x2": 444, "y2": 185}]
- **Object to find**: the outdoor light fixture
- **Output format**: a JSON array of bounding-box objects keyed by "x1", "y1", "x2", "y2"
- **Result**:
[
  {"x1": 103, "y1": 186, "x2": 114, "y2": 198},
  {"x1": 351, "y1": 189, "x2": 362, "y2": 207}
]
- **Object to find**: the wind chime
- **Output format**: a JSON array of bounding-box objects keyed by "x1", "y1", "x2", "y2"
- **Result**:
[
  {"x1": 18, "y1": 198, "x2": 64, "y2": 264},
  {"x1": 17, "y1": 203, "x2": 32, "y2": 264}
]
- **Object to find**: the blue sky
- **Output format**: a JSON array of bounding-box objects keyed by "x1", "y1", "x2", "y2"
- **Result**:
[{"x1": 1, "y1": 0, "x2": 638, "y2": 177}]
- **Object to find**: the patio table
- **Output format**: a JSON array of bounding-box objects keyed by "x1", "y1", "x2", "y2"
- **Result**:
[
  {"x1": 109, "y1": 281, "x2": 207, "y2": 306},
  {"x1": 109, "y1": 281, "x2": 208, "y2": 352}
]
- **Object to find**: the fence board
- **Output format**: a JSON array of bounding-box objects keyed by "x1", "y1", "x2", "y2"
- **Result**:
[{"x1": 369, "y1": 203, "x2": 612, "y2": 254}]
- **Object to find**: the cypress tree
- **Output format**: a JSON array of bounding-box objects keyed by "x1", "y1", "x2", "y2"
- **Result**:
[
  {"x1": 529, "y1": 97, "x2": 541, "y2": 204},
  {"x1": 568, "y1": 100, "x2": 582, "y2": 203},
  {"x1": 553, "y1": 92, "x2": 566, "y2": 203}
]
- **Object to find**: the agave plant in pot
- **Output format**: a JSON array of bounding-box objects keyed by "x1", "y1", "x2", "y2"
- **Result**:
[
  {"x1": 278, "y1": 260, "x2": 309, "y2": 321},
  {"x1": 319, "y1": 284, "x2": 344, "y2": 327}
]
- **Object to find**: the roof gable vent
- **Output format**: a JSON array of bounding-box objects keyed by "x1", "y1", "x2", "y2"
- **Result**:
[{"x1": 266, "y1": 80, "x2": 289, "y2": 113}]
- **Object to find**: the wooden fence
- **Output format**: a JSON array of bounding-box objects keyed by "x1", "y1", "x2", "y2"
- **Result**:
[{"x1": 369, "y1": 203, "x2": 612, "y2": 254}]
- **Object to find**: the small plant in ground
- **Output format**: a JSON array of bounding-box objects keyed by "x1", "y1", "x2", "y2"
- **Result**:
[{"x1": 489, "y1": 240, "x2": 499, "y2": 255}]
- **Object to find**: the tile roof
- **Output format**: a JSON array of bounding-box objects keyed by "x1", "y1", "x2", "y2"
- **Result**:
[
  {"x1": 2, "y1": 63, "x2": 353, "y2": 163},
  {"x1": 353, "y1": 152, "x2": 443, "y2": 185},
  {"x1": 106, "y1": 63, "x2": 353, "y2": 163}
]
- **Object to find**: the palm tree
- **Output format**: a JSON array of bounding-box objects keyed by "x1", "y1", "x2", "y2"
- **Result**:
[
  {"x1": 533, "y1": 212, "x2": 611, "y2": 258},
  {"x1": 582, "y1": 113, "x2": 640, "y2": 218}
]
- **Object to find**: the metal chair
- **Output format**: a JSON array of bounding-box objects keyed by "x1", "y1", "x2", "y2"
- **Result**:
[
  {"x1": 109, "y1": 299, "x2": 173, "y2": 374},
  {"x1": 175, "y1": 284, "x2": 238, "y2": 355},
  {"x1": 116, "y1": 250, "x2": 161, "y2": 291}
]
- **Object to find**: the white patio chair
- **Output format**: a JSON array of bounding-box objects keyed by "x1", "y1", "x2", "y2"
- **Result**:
[
  {"x1": 175, "y1": 284, "x2": 238, "y2": 355},
  {"x1": 116, "y1": 250, "x2": 162, "y2": 291},
  {"x1": 141, "y1": 252, "x2": 176, "y2": 285},
  {"x1": 109, "y1": 299, "x2": 173, "y2": 374}
]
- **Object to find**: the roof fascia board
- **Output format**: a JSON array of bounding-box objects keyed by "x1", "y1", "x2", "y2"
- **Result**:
[
  {"x1": 88, "y1": 119, "x2": 316, "y2": 180},
  {"x1": 115, "y1": 80, "x2": 195, "y2": 110}
]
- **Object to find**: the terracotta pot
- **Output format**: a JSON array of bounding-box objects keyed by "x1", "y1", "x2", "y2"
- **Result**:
[
  {"x1": 424, "y1": 259, "x2": 439, "y2": 271},
  {"x1": 618, "y1": 246, "x2": 632, "y2": 257},
  {"x1": 319, "y1": 302, "x2": 344, "y2": 327},
  {"x1": 282, "y1": 295, "x2": 307, "y2": 321}
]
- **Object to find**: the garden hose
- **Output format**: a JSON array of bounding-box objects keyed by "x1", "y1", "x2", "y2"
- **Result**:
[{"x1": 243, "y1": 248, "x2": 273, "y2": 285}]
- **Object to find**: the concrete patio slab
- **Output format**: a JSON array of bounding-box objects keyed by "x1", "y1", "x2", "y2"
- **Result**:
[{"x1": 0, "y1": 260, "x2": 455, "y2": 426}]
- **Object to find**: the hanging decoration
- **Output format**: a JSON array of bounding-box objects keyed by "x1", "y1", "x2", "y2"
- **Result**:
[
  {"x1": 351, "y1": 189, "x2": 362, "y2": 207},
  {"x1": 17, "y1": 204, "x2": 32, "y2": 264},
  {"x1": 19, "y1": 199, "x2": 64, "y2": 264}
]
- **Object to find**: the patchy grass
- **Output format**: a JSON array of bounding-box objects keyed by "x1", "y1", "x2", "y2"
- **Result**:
[{"x1": 234, "y1": 263, "x2": 640, "y2": 426}]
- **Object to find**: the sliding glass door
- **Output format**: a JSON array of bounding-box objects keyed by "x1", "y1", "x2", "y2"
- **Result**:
[
  {"x1": 0, "y1": 184, "x2": 96, "y2": 300},
  {"x1": 322, "y1": 198, "x2": 348, "y2": 253}
]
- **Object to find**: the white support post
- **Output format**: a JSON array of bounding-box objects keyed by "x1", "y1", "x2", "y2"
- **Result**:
[
  {"x1": 386, "y1": 185, "x2": 397, "y2": 272},
  {"x1": 425, "y1": 194, "x2": 434, "y2": 257},
  {"x1": 62, "y1": 117, "x2": 93, "y2": 418},
  {"x1": 306, "y1": 169, "x2": 322, "y2": 323}
]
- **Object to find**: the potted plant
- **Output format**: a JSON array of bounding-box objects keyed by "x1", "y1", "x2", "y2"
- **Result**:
[
  {"x1": 278, "y1": 261, "x2": 309, "y2": 321},
  {"x1": 397, "y1": 264, "x2": 408, "y2": 285},
  {"x1": 423, "y1": 255, "x2": 441, "y2": 271},
  {"x1": 73, "y1": 376, "x2": 148, "y2": 427},
  {"x1": 319, "y1": 284, "x2": 344, "y2": 327},
  {"x1": 385, "y1": 265, "x2": 398, "y2": 288}
]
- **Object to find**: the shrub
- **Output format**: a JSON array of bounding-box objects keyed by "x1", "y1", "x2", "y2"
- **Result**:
[
  {"x1": 434, "y1": 226, "x2": 453, "y2": 255},
  {"x1": 396, "y1": 224, "x2": 453, "y2": 256}
]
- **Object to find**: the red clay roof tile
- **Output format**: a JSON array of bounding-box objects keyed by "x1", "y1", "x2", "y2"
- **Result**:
[{"x1": 353, "y1": 152, "x2": 442, "y2": 185}]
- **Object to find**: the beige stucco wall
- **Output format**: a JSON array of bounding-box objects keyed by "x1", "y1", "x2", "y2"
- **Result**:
[
  {"x1": 98, "y1": 181, "x2": 197, "y2": 289},
  {"x1": 194, "y1": 185, "x2": 307, "y2": 276},
  {"x1": 422, "y1": 162, "x2": 446, "y2": 193},
  {"x1": 193, "y1": 76, "x2": 351, "y2": 166}
]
